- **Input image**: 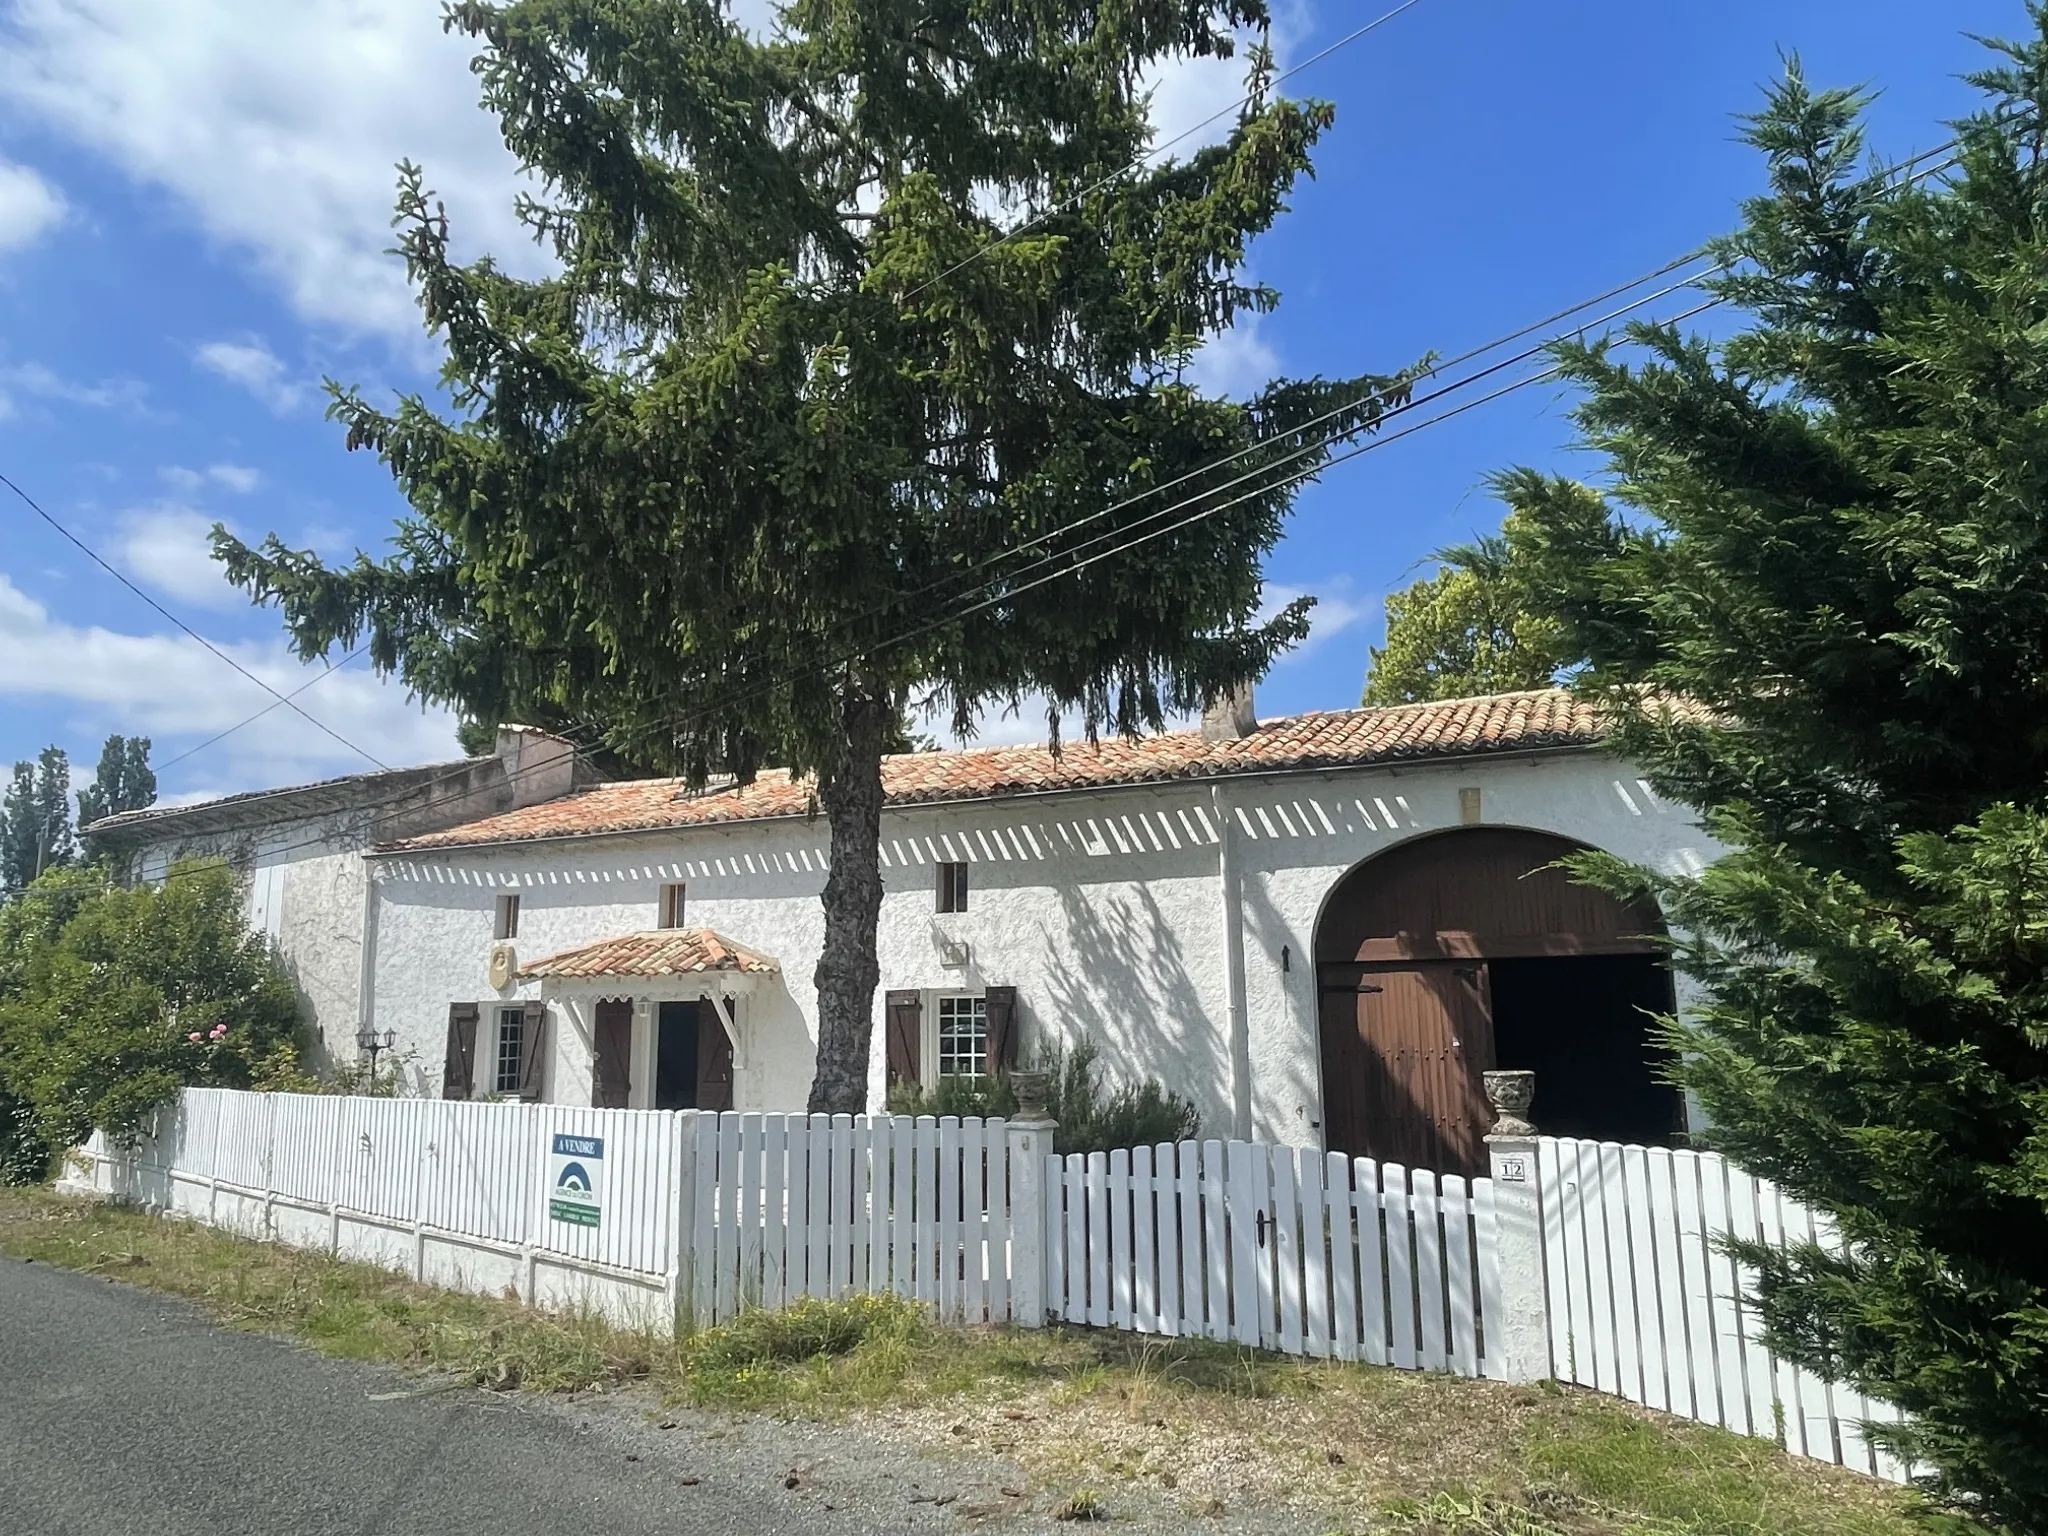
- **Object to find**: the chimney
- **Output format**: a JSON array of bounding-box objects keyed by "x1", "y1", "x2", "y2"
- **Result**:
[{"x1": 1200, "y1": 683, "x2": 1257, "y2": 743}]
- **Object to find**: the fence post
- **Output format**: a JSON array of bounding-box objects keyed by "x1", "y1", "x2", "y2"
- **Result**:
[
  {"x1": 1483, "y1": 1070, "x2": 1551, "y2": 1383},
  {"x1": 665, "y1": 1110, "x2": 696, "y2": 1331},
  {"x1": 1004, "y1": 1071, "x2": 1058, "y2": 1329}
]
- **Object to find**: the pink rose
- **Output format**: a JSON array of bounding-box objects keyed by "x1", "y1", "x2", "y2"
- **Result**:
[{"x1": 188, "y1": 1032, "x2": 203, "y2": 1042}]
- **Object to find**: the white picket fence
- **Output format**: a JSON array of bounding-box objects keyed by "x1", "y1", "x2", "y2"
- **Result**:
[
  {"x1": 1538, "y1": 1136, "x2": 1912, "y2": 1483},
  {"x1": 1047, "y1": 1143, "x2": 1499, "y2": 1378},
  {"x1": 68, "y1": 1090, "x2": 1910, "y2": 1486},
  {"x1": 687, "y1": 1111, "x2": 1012, "y2": 1325}
]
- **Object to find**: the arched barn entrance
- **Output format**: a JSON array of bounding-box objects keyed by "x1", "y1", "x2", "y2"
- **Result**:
[{"x1": 1315, "y1": 827, "x2": 1681, "y2": 1178}]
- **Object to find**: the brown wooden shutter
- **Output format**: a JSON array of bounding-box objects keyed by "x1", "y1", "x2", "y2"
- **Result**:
[
  {"x1": 593, "y1": 999, "x2": 633, "y2": 1109},
  {"x1": 983, "y1": 985, "x2": 1019, "y2": 1079},
  {"x1": 696, "y1": 999, "x2": 735, "y2": 1112},
  {"x1": 885, "y1": 990, "x2": 923, "y2": 1087},
  {"x1": 516, "y1": 1000, "x2": 547, "y2": 1101},
  {"x1": 442, "y1": 1003, "x2": 479, "y2": 1100}
]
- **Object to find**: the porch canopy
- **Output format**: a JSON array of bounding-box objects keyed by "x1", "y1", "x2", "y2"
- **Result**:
[
  {"x1": 516, "y1": 929, "x2": 778, "y2": 984},
  {"x1": 517, "y1": 930, "x2": 780, "y2": 1099}
]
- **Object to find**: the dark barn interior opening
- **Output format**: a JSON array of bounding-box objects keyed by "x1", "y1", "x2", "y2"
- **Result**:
[
  {"x1": 1315, "y1": 826, "x2": 1684, "y2": 1178},
  {"x1": 1487, "y1": 953, "x2": 1680, "y2": 1147}
]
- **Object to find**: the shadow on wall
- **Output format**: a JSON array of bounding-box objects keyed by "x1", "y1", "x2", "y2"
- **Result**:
[{"x1": 1037, "y1": 882, "x2": 1228, "y2": 1135}]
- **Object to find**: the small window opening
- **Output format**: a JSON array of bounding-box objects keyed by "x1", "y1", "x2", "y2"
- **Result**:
[
  {"x1": 494, "y1": 1007, "x2": 524, "y2": 1094},
  {"x1": 936, "y1": 993, "x2": 988, "y2": 1080},
  {"x1": 658, "y1": 882, "x2": 686, "y2": 929},
  {"x1": 936, "y1": 861, "x2": 969, "y2": 914},
  {"x1": 495, "y1": 893, "x2": 520, "y2": 940}
]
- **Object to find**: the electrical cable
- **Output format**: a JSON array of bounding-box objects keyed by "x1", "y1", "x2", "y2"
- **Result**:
[
  {"x1": 0, "y1": 471, "x2": 390, "y2": 771},
  {"x1": 134, "y1": 137, "x2": 1972, "y2": 879}
]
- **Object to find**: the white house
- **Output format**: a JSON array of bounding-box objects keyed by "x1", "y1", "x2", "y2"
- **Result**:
[
  {"x1": 87, "y1": 726, "x2": 588, "y2": 1065},
  {"x1": 344, "y1": 689, "x2": 1718, "y2": 1177}
]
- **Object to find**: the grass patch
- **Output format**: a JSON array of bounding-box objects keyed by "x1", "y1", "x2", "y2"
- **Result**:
[{"x1": 0, "y1": 1188, "x2": 1938, "y2": 1535}]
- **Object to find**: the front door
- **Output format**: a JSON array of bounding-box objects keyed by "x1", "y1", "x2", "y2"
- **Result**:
[
  {"x1": 1318, "y1": 962, "x2": 1497, "y2": 1177},
  {"x1": 655, "y1": 1001, "x2": 699, "y2": 1111},
  {"x1": 696, "y1": 1001, "x2": 734, "y2": 1112},
  {"x1": 593, "y1": 999, "x2": 633, "y2": 1109}
]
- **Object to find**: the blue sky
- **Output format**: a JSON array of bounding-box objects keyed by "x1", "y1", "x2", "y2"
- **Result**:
[{"x1": 0, "y1": 0, "x2": 2020, "y2": 806}]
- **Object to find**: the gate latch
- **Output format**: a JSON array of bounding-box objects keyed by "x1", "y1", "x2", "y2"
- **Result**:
[{"x1": 1255, "y1": 1209, "x2": 1269, "y2": 1247}]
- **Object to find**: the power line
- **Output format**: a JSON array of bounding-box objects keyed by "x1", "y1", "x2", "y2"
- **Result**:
[
  {"x1": 801, "y1": 125, "x2": 1978, "y2": 675},
  {"x1": 604, "y1": 139, "x2": 1971, "y2": 757},
  {"x1": 903, "y1": 0, "x2": 1434, "y2": 302},
  {"x1": 155, "y1": 643, "x2": 375, "y2": 773},
  {"x1": 146, "y1": 135, "x2": 1973, "y2": 877},
  {"x1": 1, "y1": 471, "x2": 389, "y2": 771}
]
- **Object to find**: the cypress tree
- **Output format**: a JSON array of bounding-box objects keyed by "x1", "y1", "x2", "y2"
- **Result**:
[
  {"x1": 0, "y1": 748, "x2": 73, "y2": 896},
  {"x1": 1501, "y1": 27, "x2": 2048, "y2": 1527},
  {"x1": 217, "y1": 0, "x2": 1412, "y2": 1111}
]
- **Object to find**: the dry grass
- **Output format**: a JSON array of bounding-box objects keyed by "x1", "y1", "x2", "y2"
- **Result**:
[{"x1": 0, "y1": 1188, "x2": 1937, "y2": 1535}]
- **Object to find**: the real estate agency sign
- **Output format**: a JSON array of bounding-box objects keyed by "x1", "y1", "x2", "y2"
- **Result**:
[{"x1": 548, "y1": 1132, "x2": 604, "y2": 1228}]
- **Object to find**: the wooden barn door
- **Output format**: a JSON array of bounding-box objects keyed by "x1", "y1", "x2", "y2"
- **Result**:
[{"x1": 1318, "y1": 961, "x2": 1497, "y2": 1177}]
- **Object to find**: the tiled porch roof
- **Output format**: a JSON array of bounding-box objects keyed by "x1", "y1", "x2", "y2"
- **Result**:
[
  {"x1": 517, "y1": 929, "x2": 779, "y2": 980},
  {"x1": 390, "y1": 689, "x2": 1607, "y2": 854}
]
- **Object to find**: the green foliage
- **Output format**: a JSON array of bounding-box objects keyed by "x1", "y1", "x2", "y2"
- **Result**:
[
  {"x1": 1496, "y1": 26, "x2": 2048, "y2": 1530},
  {"x1": 1361, "y1": 520, "x2": 1573, "y2": 705},
  {"x1": 74, "y1": 734, "x2": 155, "y2": 833},
  {"x1": 0, "y1": 861, "x2": 305, "y2": 1166},
  {"x1": 687, "y1": 1293, "x2": 921, "y2": 1375},
  {"x1": 213, "y1": 0, "x2": 1417, "y2": 1112},
  {"x1": 1, "y1": 746, "x2": 74, "y2": 895},
  {"x1": 885, "y1": 1038, "x2": 1199, "y2": 1156}
]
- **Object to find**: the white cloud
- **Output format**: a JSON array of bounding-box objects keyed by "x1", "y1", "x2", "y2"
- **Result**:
[
  {"x1": 160, "y1": 463, "x2": 262, "y2": 494},
  {"x1": 0, "y1": 571, "x2": 458, "y2": 792},
  {"x1": 0, "y1": 359, "x2": 149, "y2": 420},
  {"x1": 115, "y1": 504, "x2": 244, "y2": 611},
  {"x1": 206, "y1": 462, "x2": 262, "y2": 493},
  {"x1": 1259, "y1": 577, "x2": 1371, "y2": 663},
  {"x1": 0, "y1": 156, "x2": 65, "y2": 251},
  {"x1": 1185, "y1": 313, "x2": 1280, "y2": 398},
  {"x1": 4, "y1": 1, "x2": 1310, "y2": 345},
  {"x1": 195, "y1": 338, "x2": 306, "y2": 413},
  {"x1": 2, "y1": 0, "x2": 543, "y2": 339}
]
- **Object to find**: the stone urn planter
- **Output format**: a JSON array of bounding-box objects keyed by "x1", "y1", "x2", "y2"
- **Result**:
[{"x1": 1482, "y1": 1069, "x2": 1537, "y2": 1137}]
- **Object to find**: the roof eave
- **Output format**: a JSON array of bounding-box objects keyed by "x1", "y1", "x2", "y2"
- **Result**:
[{"x1": 372, "y1": 738, "x2": 1606, "y2": 860}]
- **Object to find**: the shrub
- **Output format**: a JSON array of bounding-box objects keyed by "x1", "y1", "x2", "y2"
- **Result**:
[
  {"x1": 885, "y1": 1038, "x2": 1199, "y2": 1156},
  {"x1": 0, "y1": 860, "x2": 307, "y2": 1157}
]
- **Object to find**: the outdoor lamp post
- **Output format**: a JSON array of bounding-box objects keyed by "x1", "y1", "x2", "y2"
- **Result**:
[{"x1": 356, "y1": 1027, "x2": 397, "y2": 1074}]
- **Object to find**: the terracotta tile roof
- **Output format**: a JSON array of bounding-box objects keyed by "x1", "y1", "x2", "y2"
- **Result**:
[
  {"x1": 389, "y1": 689, "x2": 1605, "y2": 854},
  {"x1": 517, "y1": 929, "x2": 779, "y2": 979}
]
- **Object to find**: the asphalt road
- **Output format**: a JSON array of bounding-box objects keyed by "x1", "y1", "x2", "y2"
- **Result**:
[{"x1": 0, "y1": 1254, "x2": 1045, "y2": 1536}]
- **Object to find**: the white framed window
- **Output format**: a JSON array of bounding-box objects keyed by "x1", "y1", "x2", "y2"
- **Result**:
[
  {"x1": 658, "y1": 882, "x2": 686, "y2": 929},
  {"x1": 494, "y1": 892, "x2": 520, "y2": 940},
  {"x1": 934, "y1": 992, "x2": 989, "y2": 1081},
  {"x1": 494, "y1": 1006, "x2": 525, "y2": 1094},
  {"x1": 935, "y1": 861, "x2": 968, "y2": 913}
]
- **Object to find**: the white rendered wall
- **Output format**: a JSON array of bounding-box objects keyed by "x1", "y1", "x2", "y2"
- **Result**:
[
  {"x1": 134, "y1": 820, "x2": 366, "y2": 1069},
  {"x1": 365, "y1": 749, "x2": 1721, "y2": 1144}
]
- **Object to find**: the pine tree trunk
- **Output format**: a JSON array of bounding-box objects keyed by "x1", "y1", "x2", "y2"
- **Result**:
[{"x1": 807, "y1": 688, "x2": 890, "y2": 1114}]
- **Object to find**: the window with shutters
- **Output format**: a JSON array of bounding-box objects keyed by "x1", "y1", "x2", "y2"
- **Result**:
[
  {"x1": 495, "y1": 893, "x2": 520, "y2": 939},
  {"x1": 935, "y1": 862, "x2": 968, "y2": 913},
  {"x1": 658, "y1": 882, "x2": 686, "y2": 929},
  {"x1": 934, "y1": 993, "x2": 988, "y2": 1081},
  {"x1": 494, "y1": 1007, "x2": 525, "y2": 1094}
]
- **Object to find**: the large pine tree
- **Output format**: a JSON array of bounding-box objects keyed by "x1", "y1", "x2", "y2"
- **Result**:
[
  {"x1": 218, "y1": 0, "x2": 1410, "y2": 1111},
  {"x1": 1501, "y1": 27, "x2": 2048, "y2": 1529}
]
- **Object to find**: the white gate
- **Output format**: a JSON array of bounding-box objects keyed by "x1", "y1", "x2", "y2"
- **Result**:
[{"x1": 1046, "y1": 1139, "x2": 1498, "y2": 1375}]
